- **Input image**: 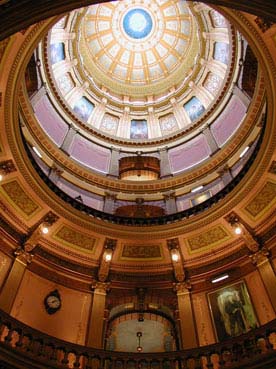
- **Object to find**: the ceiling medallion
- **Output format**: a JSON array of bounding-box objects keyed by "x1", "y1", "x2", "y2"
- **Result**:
[{"x1": 122, "y1": 8, "x2": 153, "y2": 39}]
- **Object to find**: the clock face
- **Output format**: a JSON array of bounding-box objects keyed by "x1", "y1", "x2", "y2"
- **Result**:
[
  {"x1": 44, "y1": 290, "x2": 61, "y2": 314},
  {"x1": 46, "y1": 295, "x2": 61, "y2": 309}
]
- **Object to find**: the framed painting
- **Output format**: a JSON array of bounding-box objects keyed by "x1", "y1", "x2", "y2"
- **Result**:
[
  {"x1": 130, "y1": 119, "x2": 148, "y2": 139},
  {"x1": 73, "y1": 96, "x2": 94, "y2": 122},
  {"x1": 184, "y1": 97, "x2": 205, "y2": 122},
  {"x1": 208, "y1": 281, "x2": 258, "y2": 341},
  {"x1": 50, "y1": 43, "x2": 65, "y2": 64}
]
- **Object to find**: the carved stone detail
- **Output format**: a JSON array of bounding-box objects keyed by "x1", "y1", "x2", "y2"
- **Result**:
[
  {"x1": 173, "y1": 281, "x2": 192, "y2": 294},
  {"x1": 14, "y1": 247, "x2": 33, "y2": 264},
  {"x1": 91, "y1": 281, "x2": 111, "y2": 293},
  {"x1": 250, "y1": 247, "x2": 270, "y2": 266}
]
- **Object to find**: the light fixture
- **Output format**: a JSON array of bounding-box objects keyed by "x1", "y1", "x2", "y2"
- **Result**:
[
  {"x1": 191, "y1": 185, "x2": 203, "y2": 193},
  {"x1": 41, "y1": 226, "x2": 49, "y2": 234},
  {"x1": 239, "y1": 146, "x2": 249, "y2": 158},
  {"x1": 105, "y1": 252, "x2": 112, "y2": 262},
  {"x1": 136, "y1": 332, "x2": 142, "y2": 352},
  {"x1": 211, "y1": 274, "x2": 229, "y2": 283},
  {"x1": 171, "y1": 252, "x2": 179, "y2": 262},
  {"x1": 234, "y1": 226, "x2": 242, "y2": 235},
  {"x1": 0, "y1": 174, "x2": 3, "y2": 181},
  {"x1": 32, "y1": 146, "x2": 42, "y2": 158}
]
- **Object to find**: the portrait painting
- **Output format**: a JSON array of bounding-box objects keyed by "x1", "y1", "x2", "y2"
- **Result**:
[
  {"x1": 184, "y1": 97, "x2": 205, "y2": 122},
  {"x1": 130, "y1": 119, "x2": 148, "y2": 139},
  {"x1": 213, "y1": 42, "x2": 229, "y2": 65},
  {"x1": 73, "y1": 97, "x2": 94, "y2": 122},
  {"x1": 50, "y1": 43, "x2": 65, "y2": 64},
  {"x1": 208, "y1": 281, "x2": 258, "y2": 341}
]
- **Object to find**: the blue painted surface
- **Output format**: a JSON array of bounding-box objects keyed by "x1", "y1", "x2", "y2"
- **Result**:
[{"x1": 123, "y1": 8, "x2": 153, "y2": 39}]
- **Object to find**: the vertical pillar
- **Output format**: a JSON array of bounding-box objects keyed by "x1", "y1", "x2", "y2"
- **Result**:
[
  {"x1": 232, "y1": 84, "x2": 251, "y2": 109},
  {"x1": 203, "y1": 126, "x2": 219, "y2": 154},
  {"x1": 217, "y1": 165, "x2": 233, "y2": 186},
  {"x1": 30, "y1": 85, "x2": 47, "y2": 109},
  {"x1": 0, "y1": 250, "x2": 32, "y2": 313},
  {"x1": 108, "y1": 148, "x2": 120, "y2": 178},
  {"x1": 103, "y1": 192, "x2": 116, "y2": 214},
  {"x1": 159, "y1": 148, "x2": 172, "y2": 178},
  {"x1": 174, "y1": 282, "x2": 198, "y2": 349},
  {"x1": 60, "y1": 126, "x2": 76, "y2": 153},
  {"x1": 251, "y1": 249, "x2": 276, "y2": 311},
  {"x1": 164, "y1": 192, "x2": 177, "y2": 214},
  {"x1": 87, "y1": 282, "x2": 110, "y2": 348}
]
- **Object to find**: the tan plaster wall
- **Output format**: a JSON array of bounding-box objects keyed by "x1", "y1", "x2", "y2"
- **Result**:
[
  {"x1": 0, "y1": 249, "x2": 12, "y2": 289},
  {"x1": 192, "y1": 291, "x2": 216, "y2": 346},
  {"x1": 10, "y1": 270, "x2": 92, "y2": 344},
  {"x1": 245, "y1": 270, "x2": 276, "y2": 325}
]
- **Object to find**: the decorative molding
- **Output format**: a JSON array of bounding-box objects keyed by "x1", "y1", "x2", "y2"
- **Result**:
[
  {"x1": 1, "y1": 179, "x2": 40, "y2": 217},
  {"x1": 120, "y1": 244, "x2": 162, "y2": 260},
  {"x1": 186, "y1": 225, "x2": 231, "y2": 253},
  {"x1": 54, "y1": 225, "x2": 96, "y2": 252},
  {"x1": 244, "y1": 181, "x2": 276, "y2": 218}
]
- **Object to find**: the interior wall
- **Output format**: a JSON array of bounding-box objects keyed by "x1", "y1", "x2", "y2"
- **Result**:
[
  {"x1": 192, "y1": 291, "x2": 216, "y2": 346},
  {"x1": 245, "y1": 270, "x2": 276, "y2": 324},
  {"x1": 0, "y1": 249, "x2": 12, "y2": 290},
  {"x1": 10, "y1": 270, "x2": 92, "y2": 344}
]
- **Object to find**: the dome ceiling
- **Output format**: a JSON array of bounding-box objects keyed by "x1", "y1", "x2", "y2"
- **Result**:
[{"x1": 44, "y1": 0, "x2": 235, "y2": 143}]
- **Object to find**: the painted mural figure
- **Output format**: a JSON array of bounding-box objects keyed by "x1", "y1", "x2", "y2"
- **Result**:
[
  {"x1": 217, "y1": 289, "x2": 248, "y2": 337},
  {"x1": 223, "y1": 291, "x2": 247, "y2": 336}
]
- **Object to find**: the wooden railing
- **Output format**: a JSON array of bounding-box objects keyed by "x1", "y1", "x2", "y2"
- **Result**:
[{"x1": 0, "y1": 310, "x2": 276, "y2": 369}]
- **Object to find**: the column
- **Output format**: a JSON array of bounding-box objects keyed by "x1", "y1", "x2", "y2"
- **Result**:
[
  {"x1": 103, "y1": 192, "x2": 116, "y2": 214},
  {"x1": 86, "y1": 282, "x2": 110, "y2": 348},
  {"x1": 148, "y1": 107, "x2": 162, "y2": 138},
  {"x1": 175, "y1": 282, "x2": 198, "y2": 349},
  {"x1": 251, "y1": 249, "x2": 276, "y2": 311},
  {"x1": 232, "y1": 84, "x2": 251, "y2": 109},
  {"x1": 217, "y1": 165, "x2": 233, "y2": 186},
  {"x1": 108, "y1": 148, "x2": 120, "y2": 178},
  {"x1": 159, "y1": 148, "x2": 172, "y2": 178},
  {"x1": 164, "y1": 191, "x2": 177, "y2": 214},
  {"x1": 60, "y1": 126, "x2": 76, "y2": 153},
  {"x1": 0, "y1": 250, "x2": 32, "y2": 313},
  {"x1": 30, "y1": 85, "x2": 47, "y2": 109},
  {"x1": 203, "y1": 126, "x2": 219, "y2": 154},
  {"x1": 88, "y1": 99, "x2": 106, "y2": 128}
]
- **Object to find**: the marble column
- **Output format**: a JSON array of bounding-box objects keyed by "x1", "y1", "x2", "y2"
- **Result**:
[
  {"x1": 251, "y1": 249, "x2": 276, "y2": 312},
  {"x1": 217, "y1": 165, "x2": 233, "y2": 186},
  {"x1": 175, "y1": 282, "x2": 198, "y2": 349},
  {"x1": 159, "y1": 148, "x2": 172, "y2": 178},
  {"x1": 60, "y1": 126, "x2": 76, "y2": 153},
  {"x1": 108, "y1": 148, "x2": 120, "y2": 178},
  {"x1": 0, "y1": 250, "x2": 32, "y2": 313},
  {"x1": 203, "y1": 126, "x2": 219, "y2": 154},
  {"x1": 164, "y1": 191, "x2": 177, "y2": 214},
  {"x1": 103, "y1": 192, "x2": 116, "y2": 214},
  {"x1": 86, "y1": 282, "x2": 110, "y2": 348}
]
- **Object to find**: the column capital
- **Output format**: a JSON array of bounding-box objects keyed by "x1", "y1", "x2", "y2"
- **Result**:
[
  {"x1": 91, "y1": 281, "x2": 111, "y2": 293},
  {"x1": 14, "y1": 247, "x2": 33, "y2": 265},
  {"x1": 250, "y1": 247, "x2": 270, "y2": 266},
  {"x1": 173, "y1": 280, "x2": 192, "y2": 294}
]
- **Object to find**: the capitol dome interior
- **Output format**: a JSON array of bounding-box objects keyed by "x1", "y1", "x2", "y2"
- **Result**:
[{"x1": 0, "y1": 0, "x2": 276, "y2": 368}]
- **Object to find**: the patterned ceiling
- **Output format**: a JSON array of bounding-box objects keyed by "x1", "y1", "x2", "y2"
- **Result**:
[
  {"x1": 80, "y1": 0, "x2": 195, "y2": 94},
  {"x1": 44, "y1": 0, "x2": 235, "y2": 142}
]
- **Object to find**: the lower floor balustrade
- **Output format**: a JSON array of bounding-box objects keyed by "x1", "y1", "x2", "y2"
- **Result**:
[{"x1": 0, "y1": 310, "x2": 276, "y2": 369}]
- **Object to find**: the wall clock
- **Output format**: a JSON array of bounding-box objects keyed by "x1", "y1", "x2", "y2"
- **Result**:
[{"x1": 44, "y1": 289, "x2": 61, "y2": 315}]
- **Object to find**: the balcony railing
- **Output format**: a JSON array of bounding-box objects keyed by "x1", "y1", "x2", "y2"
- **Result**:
[{"x1": 0, "y1": 309, "x2": 276, "y2": 369}]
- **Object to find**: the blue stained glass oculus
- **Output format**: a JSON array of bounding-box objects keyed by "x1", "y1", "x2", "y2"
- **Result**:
[{"x1": 123, "y1": 8, "x2": 153, "y2": 39}]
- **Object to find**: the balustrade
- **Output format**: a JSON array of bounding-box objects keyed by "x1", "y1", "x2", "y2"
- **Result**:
[{"x1": 0, "y1": 310, "x2": 275, "y2": 369}]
